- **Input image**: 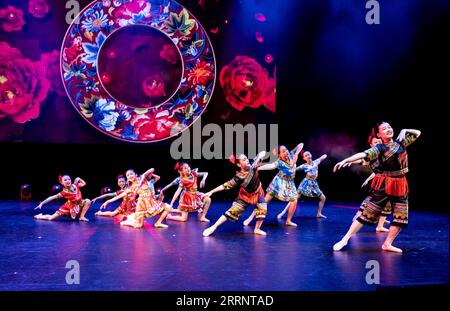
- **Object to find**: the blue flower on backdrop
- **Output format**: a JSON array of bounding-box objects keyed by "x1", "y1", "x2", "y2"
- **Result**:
[
  {"x1": 80, "y1": 97, "x2": 119, "y2": 131},
  {"x1": 82, "y1": 32, "x2": 107, "y2": 65},
  {"x1": 82, "y1": 10, "x2": 113, "y2": 32},
  {"x1": 63, "y1": 63, "x2": 87, "y2": 80}
]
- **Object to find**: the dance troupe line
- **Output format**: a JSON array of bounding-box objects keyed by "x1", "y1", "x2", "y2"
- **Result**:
[{"x1": 34, "y1": 122, "x2": 420, "y2": 253}]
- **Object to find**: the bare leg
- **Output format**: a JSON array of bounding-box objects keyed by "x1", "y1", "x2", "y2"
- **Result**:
[
  {"x1": 95, "y1": 210, "x2": 120, "y2": 217},
  {"x1": 381, "y1": 226, "x2": 403, "y2": 253},
  {"x1": 79, "y1": 200, "x2": 91, "y2": 222},
  {"x1": 277, "y1": 203, "x2": 289, "y2": 220},
  {"x1": 243, "y1": 210, "x2": 256, "y2": 226},
  {"x1": 200, "y1": 197, "x2": 211, "y2": 222},
  {"x1": 376, "y1": 216, "x2": 389, "y2": 232},
  {"x1": 333, "y1": 220, "x2": 364, "y2": 251},
  {"x1": 203, "y1": 215, "x2": 228, "y2": 237},
  {"x1": 34, "y1": 212, "x2": 61, "y2": 221},
  {"x1": 317, "y1": 194, "x2": 326, "y2": 218},
  {"x1": 154, "y1": 205, "x2": 170, "y2": 228},
  {"x1": 352, "y1": 210, "x2": 362, "y2": 222},
  {"x1": 253, "y1": 218, "x2": 266, "y2": 236},
  {"x1": 286, "y1": 200, "x2": 298, "y2": 226},
  {"x1": 166, "y1": 211, "x2": 189, "y2": 222}
]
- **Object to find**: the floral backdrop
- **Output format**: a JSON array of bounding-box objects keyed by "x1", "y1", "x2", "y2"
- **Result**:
[{"x1": 0, "y1": 0, "x2": 277, "y2": 143}]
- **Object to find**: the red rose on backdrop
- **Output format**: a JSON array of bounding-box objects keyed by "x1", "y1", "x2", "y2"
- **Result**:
[
  {"x1": 0, "y1": 5, "x2": 25, "y2": 32},
  {"x1": 28, "y1": 0, "x2": 49, "y2": 19},
  {"x1": 131, "y1": 113, "x2": 174, "y2": 140},
  {"x1": 0, "y1": 42, "x2": 51, "y2": 123},
  {"x1": 219, "y1": 56, "x2": 274, "y2": 112},
  {"x1": 40, "y1": 50, "x2": 65, "y2": 96}
]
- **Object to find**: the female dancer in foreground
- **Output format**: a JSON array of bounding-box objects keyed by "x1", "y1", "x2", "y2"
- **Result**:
[
  {"x1": 345, "y1": 135, "x2": 391, "y2": 232},
  {"x1": 94, "y1": 175, "x2": 136, "y2": 218},
  {"x1": 332, "y1": 122, "x2": 421, "y2": 253},
  {"x1": 243, "y1": 143, "x2": 304, "y2": 227},
  {"x1": 203, "y1": 151, "x2": 268, "y2": 236},
  {"x1": 161, "y1": 163, "x2": 211, "y2": 222},
  {"x1": 34, "y1": 175, "x2": 91, "y2": 221},
  {"x1": 117, "y1": 168, "x2": 171, "y2": 229},
  {"x1": 277, "y1": 151, "x2": 328, "y2": 219}
]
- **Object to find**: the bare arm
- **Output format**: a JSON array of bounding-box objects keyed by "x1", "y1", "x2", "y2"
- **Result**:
[
  {"x1": 333, "y1": 152, "x2": 367, "y2": 172},
  {"x1": 169, "y1": 186, "x2": 183, "y2": 207},
  {"x1": 74, "y1": 177, "x2": 86, "y2": 188},
  {"x1": 361, "y1": 173, "x2": 376, "y2": 188},
  {"x1": 315, "y1": 154, "x2": 328, "y2": 165},
  {"x1": 100, "y1": 191, "x2": 127, "y2": 209},
  {"x1": 205, "y1": 185, "x2": 226, "y2": 197},
  {"x1": 35, "y1": 194, "x2": 61, "y2": 210},
  {"x1": 152, "y1": 174, "x2": 161, "y2": 184},
  {"x1": 198, "y1": 172, "x2": 208, "y2": 188},
  {"x1": 92, "y1": 192, "x2": 117, "y2": 203},
  {"x1": 258, "y1": 162, "x2": 278, "y2": 171},
  {"x1": 343, "y1": 159, "x2": 364, "y2": 167},
  {"x1": 137, "y1": 168, "x2": 155, "y2": 190},
  {"x1": 252, "y1": 150, "x2": 267, "y2": 169},
  {"x1": 292, "y1": 142, "x2": 304, "y2": 164},
  {"x1": 161, "y1": 178, "x2": 179, "y2": 193},
  {"x1": 295, "y1": 164, "x2": 305, "y2": 172}
]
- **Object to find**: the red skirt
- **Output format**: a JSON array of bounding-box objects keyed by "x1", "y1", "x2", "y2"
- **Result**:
[
  {"x1": 238, "y1": 185, "x2": 265, "y2": 205},
  {"x1": 371, "y1": 175, "x2": 408, "y2": 197},
  {"x1": 179, "y1": 191, "x2": 205, "y2": 212}
]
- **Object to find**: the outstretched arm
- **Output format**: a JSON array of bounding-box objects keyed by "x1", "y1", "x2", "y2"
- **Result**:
[
  {"x1": 295, "y1": 164, "x2": 305, "y2": 172},
  {"x1": 315, "y1": 154, "x2": 328, "y2": 165},
  {"x1": 205, "y1": 185, "x2": 226, "y2": 197},
  {"x1": 169, "y1": 186, "x2": 183, "y2": 207},
  {"x1": 258, "y1": 162, "x2": 278, "y2": 171},
  {"x1": 333, "y1": 152, "x2": 367, "y2": 172},
  {"x1": 361, "y1": 173, "x2": 376, "y2": 188},
  {"x1": 92, "y1": 192, "x2": 117, "y2": 203},
  {"x1": 161, "y1": 178, "x2": 179, "y2": 193},
  {"x1": 35, "y1": 194, "x2": 61, "y2": 210},
  {"x1": 343, "y1": 159, "x2": 365, "y2": 167},
  {"x1": 100, "y1": 191, "x2": 127, "y2": 209}
]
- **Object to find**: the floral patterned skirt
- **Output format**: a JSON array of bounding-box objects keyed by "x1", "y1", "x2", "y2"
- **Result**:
[
  {"x1": 57, "y1": 199, "x2": 88, "y2": 219},
  {"x1": 297, "y1": 178, "x2": 322, "y2": 198},
  {"x1": 266, "y1": 174, "x2": 298, "y2": 202},
  {"x1": 178, "y1": 191, "x2": 205, "y2": 212}
]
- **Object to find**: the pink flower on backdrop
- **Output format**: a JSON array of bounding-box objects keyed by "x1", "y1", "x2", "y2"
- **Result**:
[
  {"x1": 131, "y1": 113, "x2": 174, "y2": 140},
  {"x1": 220, "y1": 56, "x2": 273, "y2": 112},
  {"x1": 28, "y1": 0, "x2": 49, "y2": 19},
  {"x1": 0, "y1": 6, "x2": 25, "y2": 32},
  {"x1": 41, "y1": 50, "x2": 65, "y2": 96},
  {"x1": 0, "y1": 42, "x2": 51, "y2": 123}
]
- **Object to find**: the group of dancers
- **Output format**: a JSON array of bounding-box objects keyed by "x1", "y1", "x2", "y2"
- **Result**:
[{"x1": 34, "y1": 121, "x2": 420, "y2": 253}]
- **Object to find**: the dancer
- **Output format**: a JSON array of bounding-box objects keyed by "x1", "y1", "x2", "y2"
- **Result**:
[
  {"x1": 277, "y1": 151, "x2": 328, "y2": 219},
  {"x1": 243, "y1": 143, "x2": 304, "y2": 227},
  {"x1": 161, "y1": 163, "x2": 211, "y2": 222},
  {"x1": 118, "y1": 168, "x2": 171, "y2": 229},
  {"x1": 95, "y1": 174, "x2": 139, "y2": 218},
  {"x1": 203, "y1": 151, "x2": 268, "y2": 237},
  {"x1": 345, "y1": 135, "x2": 391, "y2": 232},
  {"x1": 332, "y1": 122, "x2": 421, "y2": 253},
  {"x1": 34, "y1": 175, "x2": 91, "y2": 221}
]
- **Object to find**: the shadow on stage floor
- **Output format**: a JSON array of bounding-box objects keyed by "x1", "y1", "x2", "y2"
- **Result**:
[{"x1": 0, "y1": 200, "x2": 447, "y2": 291}]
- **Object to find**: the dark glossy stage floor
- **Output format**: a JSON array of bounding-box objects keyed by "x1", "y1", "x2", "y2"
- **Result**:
[{"x1": 0, "y1": 200, "x2": 448, "y2": 291}]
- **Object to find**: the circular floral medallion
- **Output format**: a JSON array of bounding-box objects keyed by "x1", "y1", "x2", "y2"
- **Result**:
[{"x1": 61, "y1": 0, "x2": 216, "y2": 142}]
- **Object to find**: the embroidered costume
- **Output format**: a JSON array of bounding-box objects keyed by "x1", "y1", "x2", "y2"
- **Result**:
[
  {"x1": 266, "y1": 151, "x2": 298, "y2": 202},
  {"x1": 175, "y1": 169, "x2": 206, "y2": 212},
  {"x1": 223, "y1": 167, "x2": 267, "y2": 221},
  {"x1": 134, "y1": 178, "x2": 169, "y2": 228},
  {"x1": 57, "y1": 185, "x2": 89, "y2": 219},
  {"x1": 357, "y1": 134, "x2": 417, "y2": 227},
  {"x1": 114, "y1": 187, "x2": 137, "y2": 216},
  {"x1": 297, "y1": 160, "x2": 323, "y2": 197}
]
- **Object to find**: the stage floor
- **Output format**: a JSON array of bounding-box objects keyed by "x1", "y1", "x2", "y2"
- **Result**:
[{"x1": 0, "y1": 200, "x2": 447, "y2": 291}]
